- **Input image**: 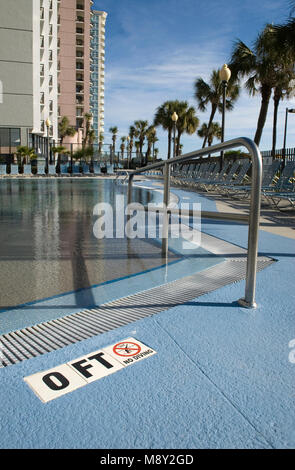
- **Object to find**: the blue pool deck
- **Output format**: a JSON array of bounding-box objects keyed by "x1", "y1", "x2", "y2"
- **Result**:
[{"x1": 0, "y1": 179, "x2": 294, "y2": 449}]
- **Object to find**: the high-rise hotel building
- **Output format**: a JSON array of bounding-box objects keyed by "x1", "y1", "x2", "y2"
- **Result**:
[
  {"x1": 57, "y1": 0, "x2": 107, "y2": 145},
  {"x1": 58, "y1": 0, "x2": 92, "y2": 140},
  {"x1": 0, "y1": 0, "x2": 59, "y2": 155},
  {"x1": 0, "y1": 0, "x2": 107, "y2": 157},
  {"x1": 90, "y1": 10, "x2": 107, "y2": 139}
]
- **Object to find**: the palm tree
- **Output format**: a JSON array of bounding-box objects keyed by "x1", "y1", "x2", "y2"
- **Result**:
[
  {"x1": 174, "y1": 101, "x2": 200, "y2": 156},
  {"x1": 197, "y1": 122, "x2": 222, "y2": 147},
  {"x1": 273, "y1": 15, "x2": 295, "y2": 54},
  {"x1": 146, "y1": 126, "x2": 157, "y2": 160},
  {"x1": 83, "y1": 113, "x2": 93, "y2": 148},
  {"x1": 58, "y1": 116, "x2": 76, "y2": 145},
  {"x1": 134, "y1": 120, "x2": 149, "y2": 166},
  {"x1": 82, "y1": 113, "x2": 95, "y2": 170},
  {"x1": 154, "y1": 101, "x2": 176, "y2": 159},
  {"x1": 98, "y1": 132, "x2": 104, "y2": 157},
  {"x1": 16, "y1": 146, "x2": 36, "y2": 172},
  {"x1": 229, "y1": 25, "x2": 289, "y2": 146},
  {"x1": 109, "y1": 126, "x2": 118, "y2": 161},
  {"x1": 194, "y1": 70, "x2": 239, "y2": 148},
  {"x1": 258, "y1": 23, "x2": 295, "y2": 155},
  {"x1": 134, "y1": 141, "x2": 140, "y2": 159},
  {"x1": 51, "y1": 146, "x2": 70, "y2": 172},
  {"x1": 120, "y1": 136, "x2": 126, "y2": 158},
  {"x1": 128, "y1": 125, "x2": 136, "y2": 161}
]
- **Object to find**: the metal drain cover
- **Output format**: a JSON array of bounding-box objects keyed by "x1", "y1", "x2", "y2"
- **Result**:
[{"x1": 0, "y1": 255, "x2": 274, "y2": 368}]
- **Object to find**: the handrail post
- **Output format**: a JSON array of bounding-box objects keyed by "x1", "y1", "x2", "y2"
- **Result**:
[
  {"x1": 126, "y1": 137, "x2": 263, "y2": 308},
  {"x1": 162, "y1": 162, "x2": 170, "y2": 257},
  {"x1": 127, "y1": 173, "x2": 134, "y2": 206},
  {"x1": 238, "y1": 140, "x2": 262, "y2": 308}
]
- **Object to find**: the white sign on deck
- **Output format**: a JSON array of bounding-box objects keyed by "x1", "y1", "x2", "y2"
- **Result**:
[{"x1": 24, "y1": 338, "x2": 156, "y2": 403}]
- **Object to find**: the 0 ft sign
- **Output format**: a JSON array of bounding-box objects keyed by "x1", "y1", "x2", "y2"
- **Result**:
[{"x1": 24, "y1": 338, "x2": 156, "y2": 403}]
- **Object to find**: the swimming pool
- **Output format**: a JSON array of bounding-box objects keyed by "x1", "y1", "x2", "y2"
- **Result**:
[
  {"x1": 0, "y1": 178, "x2": 222, "y2": 314},
  {"x1": 0, "y1": 178, "x2": 274, "y2": 368}
]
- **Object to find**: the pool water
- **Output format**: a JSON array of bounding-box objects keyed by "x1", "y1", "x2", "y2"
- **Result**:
[{"x1": 0, "y1": 179, "x2": 180, "y2": 310}]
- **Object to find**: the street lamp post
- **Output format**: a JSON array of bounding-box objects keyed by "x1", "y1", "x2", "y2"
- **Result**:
[
  {"x1": 219, "y1": 64, "x2": 231, "y2": 169},
  {"x1": 45, "y1": 118, "x2": 51, "y2": 173},
  {"x1": 171, "y1": 112, "x2": 178, "y2": 159},
  {"x1": 283, "y1": 107, "x2": 295, "y2": 168}
]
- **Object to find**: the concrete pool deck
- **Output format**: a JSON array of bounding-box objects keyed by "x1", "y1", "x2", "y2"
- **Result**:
[{"x1": 0, "y1": 179, "x2": 294, "y2": 449}]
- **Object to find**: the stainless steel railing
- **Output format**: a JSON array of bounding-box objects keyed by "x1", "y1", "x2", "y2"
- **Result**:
[{"x1": 127, "y1": 137, "x2": 263, "y2": 308}]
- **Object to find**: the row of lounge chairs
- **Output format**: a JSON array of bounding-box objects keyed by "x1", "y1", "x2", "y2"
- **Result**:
[
  {"x1": 0, "y1": 162, "x2": 115, "y2": 177},
  {"x1": 171, "y1": 159, "x2": 295, "y2": 210}
]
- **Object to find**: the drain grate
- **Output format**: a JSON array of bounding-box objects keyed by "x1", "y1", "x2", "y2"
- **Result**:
[{"x1": 0, "y1": 256, "x2": 273, "y2": 368}]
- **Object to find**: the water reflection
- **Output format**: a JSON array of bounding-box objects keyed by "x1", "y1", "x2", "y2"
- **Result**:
[{"x1": 0, "y1": 179, "x2": 178, "y2": 308}]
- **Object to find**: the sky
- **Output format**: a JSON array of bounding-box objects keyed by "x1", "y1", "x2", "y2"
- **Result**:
[{"x1": 93, "y1": 0, "x2": 295, "y2": 158}]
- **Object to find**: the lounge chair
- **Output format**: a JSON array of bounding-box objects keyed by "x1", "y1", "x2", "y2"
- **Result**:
[
  {"x1": 206, "y1": 161, "x2": 240, "y2": 191},
  {"x1": 223, "y1": 161, "x2": 252, "y2": 195},
  {"x1": 229, "y1": 160, "x2": 281, "y2": 199},
  {"x1": 262, "y1": 162, "x2": 295, "y2": 209},
  {"x1": 195, "y1": 162, "x2": 222, "y2": 190}
]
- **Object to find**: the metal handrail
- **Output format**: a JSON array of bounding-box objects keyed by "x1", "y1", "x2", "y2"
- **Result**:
[{"x1": 127, "y1": 137, "x2": 263, "y2": 308}]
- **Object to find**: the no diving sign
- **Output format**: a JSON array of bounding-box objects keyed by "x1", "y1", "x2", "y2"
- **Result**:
[
  {"x1": 113, "y1": 341, "x2": 141, "y2": 357},
  {"x1": 24, "y1": 338, "x2": 156, "y2": 403}
]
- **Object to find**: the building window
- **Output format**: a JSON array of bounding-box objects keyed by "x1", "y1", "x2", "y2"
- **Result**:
[{"x1": 0, "y1": 128, "x2": 21, "y2": 160}]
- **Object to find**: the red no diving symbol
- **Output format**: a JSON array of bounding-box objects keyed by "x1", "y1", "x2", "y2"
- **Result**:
[{"x1": 113, "y1": 341, "x2": 141, "y2": 357}]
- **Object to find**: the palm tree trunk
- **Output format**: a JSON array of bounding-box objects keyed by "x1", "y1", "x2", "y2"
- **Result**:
[
  {"x1": 272, "y1": 89, "x2": 281, "y2": 158},
  {"x1": 203, "y1": 105, "x2": 217, "y2": 148},
  {"x1": 176, "y1": 131, "x2": 182, "y2": 156},
  {"x1": 254, "y1": 85, "x2": 272, "y2": 146}
]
